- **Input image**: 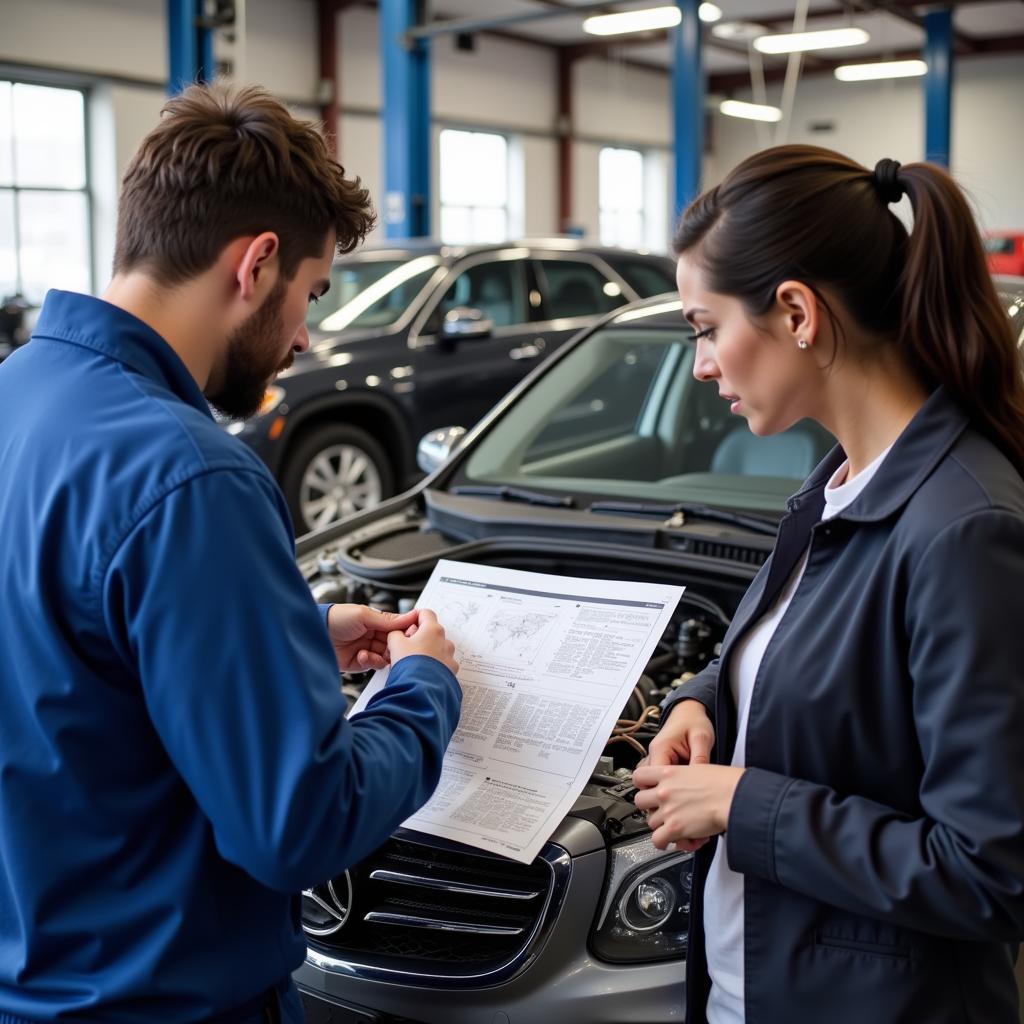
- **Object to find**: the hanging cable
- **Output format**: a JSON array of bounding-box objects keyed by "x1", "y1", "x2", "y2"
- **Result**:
[{"x1": 775, "y1": 0, "x2": 810, "y2": 146}]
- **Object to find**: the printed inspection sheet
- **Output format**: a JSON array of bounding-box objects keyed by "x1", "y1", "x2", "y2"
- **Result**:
[{"x1": 348, "y1": 559, "x2": 683, "y2": 864}]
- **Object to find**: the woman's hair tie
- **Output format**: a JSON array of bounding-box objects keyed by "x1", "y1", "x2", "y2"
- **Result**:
[{"x1": 873, "y1": 158, "x2": 904, "y2": 204}]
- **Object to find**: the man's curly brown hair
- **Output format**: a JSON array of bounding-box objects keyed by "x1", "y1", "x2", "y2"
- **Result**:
[{"x1": 113, "y1": 83, "x2": 375, "y2": 286}]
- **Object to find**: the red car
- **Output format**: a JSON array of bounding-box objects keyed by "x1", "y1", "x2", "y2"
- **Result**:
[{"x1": 985, "y1": 233, "x2": 1024, "y2": 276}]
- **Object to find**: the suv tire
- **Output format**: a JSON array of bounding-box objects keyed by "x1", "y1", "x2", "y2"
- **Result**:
[{"x1": 283, "y1": 423, "x2": 394, "y2": 534}]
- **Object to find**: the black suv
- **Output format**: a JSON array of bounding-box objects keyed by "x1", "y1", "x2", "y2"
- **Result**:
[{"x1": 224, "y1": 240, "x2": 675, "y2": 533}]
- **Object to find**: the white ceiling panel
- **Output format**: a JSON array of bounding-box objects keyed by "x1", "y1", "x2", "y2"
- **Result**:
[
  {"x1": 427, "y1": 0, "x2": 1020, "y2": 55},
  {"x1": 956, "y1": 1, "x2": 1024, "y2": 37}
]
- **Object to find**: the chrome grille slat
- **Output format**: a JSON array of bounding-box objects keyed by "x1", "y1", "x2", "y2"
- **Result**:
[
  {"x1": 363, "y1": 911, "x2": 524, "y2": 936},
  {"x1": 302, "y1": 836, "x2": 564, "y2": 982},
  {"x1": 368, "y1": 868, "x2": 541, "y2": 900}
]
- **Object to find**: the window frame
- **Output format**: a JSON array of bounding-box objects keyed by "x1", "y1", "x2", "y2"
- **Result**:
[{"x1": 0, "y1": 77, "x2": 94, "y2": 301}]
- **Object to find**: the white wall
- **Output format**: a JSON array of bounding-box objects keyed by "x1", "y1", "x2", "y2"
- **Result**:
[
  {"x1": 2, "y1": 0, "x2": 1022, "y2": 291},
  {"x1": 708, "y1": 54, "x2": 1024, "y2": 232}
]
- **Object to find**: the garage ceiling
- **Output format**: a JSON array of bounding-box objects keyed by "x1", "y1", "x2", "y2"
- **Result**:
[{"x1": 423, "y1": 0, "x2": 1024, "y2": 89}]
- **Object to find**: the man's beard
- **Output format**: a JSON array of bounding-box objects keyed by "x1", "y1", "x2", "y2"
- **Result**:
[{"x1": 207, "y1": 276, "x2": 294, "y2": 420}]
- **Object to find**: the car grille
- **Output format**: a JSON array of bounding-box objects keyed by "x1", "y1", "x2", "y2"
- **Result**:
[{"x1": 302, "y1": 836, "x2": 562, "y2": 981}]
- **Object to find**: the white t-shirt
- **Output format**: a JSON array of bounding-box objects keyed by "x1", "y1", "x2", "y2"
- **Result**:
[{"x1": 704, "y1": 443, "x2": 893, "y2": 1024}]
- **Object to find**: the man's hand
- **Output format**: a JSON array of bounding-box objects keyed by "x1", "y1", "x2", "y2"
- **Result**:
[
  {"x1": 387, "y1": 608, "x2": 460, "y2": 677},
  {"x1": 326, "y1": 604, "x2": 417, "y2": 673},
  {"x1": 632, "y1": 763, "x2": 745, "y2": 851}
]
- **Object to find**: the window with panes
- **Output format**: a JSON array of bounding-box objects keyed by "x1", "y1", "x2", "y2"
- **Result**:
[
  {"x1": 598, "y1": 146, "x2": 645, "y2": 250},
  {"x1": 0, "y1": 81, "x2": 92, "y2": 305},
  {"x1": 439, "y1": 129, "x2": 510, "y2": 245}
]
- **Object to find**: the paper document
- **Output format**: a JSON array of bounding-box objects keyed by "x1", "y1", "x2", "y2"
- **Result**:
[{"x1": 348, "y1": 559, "x2": 683, "y2": 864}]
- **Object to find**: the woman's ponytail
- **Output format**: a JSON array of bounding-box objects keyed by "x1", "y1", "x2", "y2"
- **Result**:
[{"x1": 898, "y1": 162, "x2": 1024, "y2": 475}]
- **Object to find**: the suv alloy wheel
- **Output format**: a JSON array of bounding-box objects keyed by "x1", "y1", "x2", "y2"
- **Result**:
[{"x1": 283, "y1": 424, "x2": 394, "y2": 534}]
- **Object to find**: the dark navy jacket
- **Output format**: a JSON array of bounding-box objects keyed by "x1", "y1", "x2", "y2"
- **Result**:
[
  {"x1": 0, "y1": 291, "x2": 461, "y2": 1023},
  {"x1": 666, "y1": 388, "x2": 1024, "y2": 1023}
]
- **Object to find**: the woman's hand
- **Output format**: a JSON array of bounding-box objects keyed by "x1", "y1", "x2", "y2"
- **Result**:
[
  {"x1": 633, "y1": 698, "x2": 721, "y2": 852},
  {"x1": 632, "y1": 763, "x2": 745, "y2": 851},
  {"x1": 645, "y1": 697, "x2": 715, "y2": 768}
]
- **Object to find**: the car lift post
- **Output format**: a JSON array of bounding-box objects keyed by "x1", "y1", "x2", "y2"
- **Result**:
[
  {"x1": 924, "y1": 8, "x2": 954, "y2": 168},
  {"x1": 672, "y1": 0, "x2": 704, "y2": 215},
  {"x1": 167, "y1": 0, "x2": 216, "y2": 96},
  {"x1": 381, "y1": 0, "x2": 432, "y2": 238}
]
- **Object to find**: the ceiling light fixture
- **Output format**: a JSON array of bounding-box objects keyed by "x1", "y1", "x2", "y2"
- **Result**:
[
  {"x1": 719, "y1": 99, "x2": 783, "y2": 122},
  {"x1": 834, "y1": 59, "x2": 927, "y2": 81},
  {"x1": 753, "y1": 27, "x2": 870, "y2": 54},
  {"x1": 583, "y1": 4, "x2": 722, "y2": 36},
  {"x1": 712, "y1": 20, "x2": 767, "y2": 41}
]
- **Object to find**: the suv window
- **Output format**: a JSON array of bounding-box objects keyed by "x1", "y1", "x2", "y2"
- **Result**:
[
  {"x1": 437, "y1": 260, "x2": 529, "y2": 329},
  {"x1": 308, "y1": 256, "x2": 441, "y2": 333},
  {"x1": 602, "y1": 255, "x2": 676, "y2": 298},
  {"x1": 537, "y1": 259, "x2": 628, "y2": 319}
]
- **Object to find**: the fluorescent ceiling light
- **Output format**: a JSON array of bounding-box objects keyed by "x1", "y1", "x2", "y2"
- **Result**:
[
  {"x1": 582, "y1": 4, "x2": 723, "y2": 35},
  {"x1": 583, "y1": 6, "x2": 681, "y2": 34},
  {"x1": 753, "y1": 27, "x2": 870, "y2": 54},
  {"x1": 834, "y1": 59, "x2": 927, "y2": 81},
  {"x1": 719, "y1": 99, "x2": 783, "y2": 122}
]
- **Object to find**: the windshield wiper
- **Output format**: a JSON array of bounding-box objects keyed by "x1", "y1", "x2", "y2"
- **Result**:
[
  {"x1": 452, "y1": 484, "x2": 576, "y2": 508},
  {"x1": 588, "y1": 500, "x2": 778, "y2": 535}
]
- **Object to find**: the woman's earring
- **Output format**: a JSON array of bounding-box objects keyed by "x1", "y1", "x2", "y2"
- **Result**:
[{"x1": 797, "y1": 339, "x2": 809, "y2": 349}]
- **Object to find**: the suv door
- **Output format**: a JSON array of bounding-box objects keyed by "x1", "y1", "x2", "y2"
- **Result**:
[
  {"x1": 409, "y1": 254, "x2": 543, "y2": 436},
  {"x1": 517, "y1": 254, "x2": 632, "y2": 364}
]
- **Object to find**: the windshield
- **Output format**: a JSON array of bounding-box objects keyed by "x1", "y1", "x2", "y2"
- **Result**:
[
  {"x1": 460, "y1": 325, "x2": 836, "y2": 515},
  {"x1": 306, "y1": 255, "x2": 441, "y2": 334}
]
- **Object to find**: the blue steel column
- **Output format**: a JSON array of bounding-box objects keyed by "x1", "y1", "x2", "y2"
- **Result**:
[
  {"x1": 672, "y1": 0, "x2": 703, "y2": 215},
  {"x1": 924, "y1": 8, "x2": 953, "y2": 167},
  {"x1": 167, "y1": 0, "x2": 216, "y2": 96},
  {"x1": 381, "y1": 0, "x2": 431, "y2": 238}
]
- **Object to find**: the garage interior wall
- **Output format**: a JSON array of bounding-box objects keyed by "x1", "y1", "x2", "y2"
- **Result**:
[{"x1": 1, "y1": 0, "x2": 1022, "y2": 294}]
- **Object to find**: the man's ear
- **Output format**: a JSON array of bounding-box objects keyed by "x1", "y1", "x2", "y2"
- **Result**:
[
  {"x1": 235, "y1": 232, "x2": 280, "y2": 301},
  {"x1": 773, "y1": 280, "x2": 820, "y2": 347}
]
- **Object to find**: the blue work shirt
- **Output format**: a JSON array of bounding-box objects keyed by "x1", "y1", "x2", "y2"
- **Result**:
[{"x1": 0, "y1": 291, "x2": 461, "y2": 1023}]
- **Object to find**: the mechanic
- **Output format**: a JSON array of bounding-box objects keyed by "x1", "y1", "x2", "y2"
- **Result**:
[
  {"x1": 0, "y1": 84, "x2": 460, "y2": 1024},
  {"x1": 634, "y1": 146, "x2": 1024, "y2": 1023}
]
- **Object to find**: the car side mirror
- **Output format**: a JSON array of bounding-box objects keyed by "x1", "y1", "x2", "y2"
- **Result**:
[
  {"x1": 417, "y1": 425, "x2": 468, "y2": 474},
  {"x1": 440, "y1": 306, "x2": 493, "y2": 343}
]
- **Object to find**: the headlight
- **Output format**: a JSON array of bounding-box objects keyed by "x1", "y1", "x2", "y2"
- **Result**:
[
  {"x1": 257, "y1": 385, "x2": 287, "y2": 416},
  {"x1": 590, "y1": 835, "x2": 692, "y2": 963}
]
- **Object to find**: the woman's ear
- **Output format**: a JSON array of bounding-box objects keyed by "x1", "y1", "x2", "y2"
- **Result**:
[{"x1": 774, "y1": 280, "x2": 820, "y2": 349}]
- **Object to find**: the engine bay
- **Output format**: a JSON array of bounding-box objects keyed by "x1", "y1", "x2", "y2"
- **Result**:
[
  {"x1": 302, "y1": 525, "x2": 740, "y2": 845},
  {"x1": 295, "y1": 505, "x2": 764, "y2": 974}
]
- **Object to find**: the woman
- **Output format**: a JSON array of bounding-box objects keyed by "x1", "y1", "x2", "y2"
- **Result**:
[{"x1": 633, "y1": 145, "x2": 1024, "y2": 1023}]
